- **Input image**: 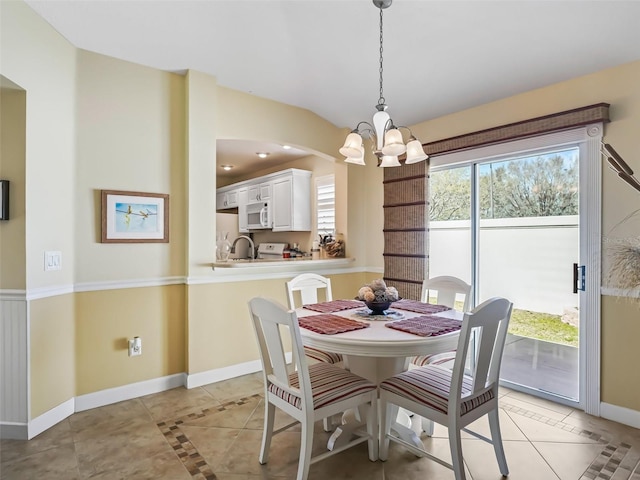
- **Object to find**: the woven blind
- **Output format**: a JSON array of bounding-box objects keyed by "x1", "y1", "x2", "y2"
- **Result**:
[{"x1": 383, "y1": 162, "x2": 428, "y2": 300}]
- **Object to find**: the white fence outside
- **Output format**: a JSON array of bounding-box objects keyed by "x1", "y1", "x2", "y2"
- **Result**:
[{"x1": 429, "y1": 216, "x2": 579, "y2": 316}]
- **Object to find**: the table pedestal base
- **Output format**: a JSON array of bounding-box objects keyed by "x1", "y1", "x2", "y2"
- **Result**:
[{"x1": 325, "y1": 355, "x2": 427, "y2": 453}]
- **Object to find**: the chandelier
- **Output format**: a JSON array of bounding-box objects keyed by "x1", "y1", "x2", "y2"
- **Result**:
[{"x1": 340, "y1": 0, "x2": 429, "y2": 167}]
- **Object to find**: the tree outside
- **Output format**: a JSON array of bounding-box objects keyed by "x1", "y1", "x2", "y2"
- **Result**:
[{"x1": 429, "y1": 149, "x2": 579, "y2": 221}]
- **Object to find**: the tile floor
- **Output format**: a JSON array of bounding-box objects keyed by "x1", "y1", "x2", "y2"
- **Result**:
[{"x1": 1, "y1": 372, "x2": 639, "y2": 480}]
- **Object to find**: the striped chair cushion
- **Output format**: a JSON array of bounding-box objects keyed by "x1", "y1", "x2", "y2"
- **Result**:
[
  {"x1": 380, "y1": 365, "x2": 495, "y2": 416},
  {"x1": 268, "y1": 362, "x2": 376, "y2": 410},
  {"x1": 411, "y1": 350, "x2": 456, "y2": 367},
  {"x1": 304, "y1": 346, "x2": 343, "y2": 364}
]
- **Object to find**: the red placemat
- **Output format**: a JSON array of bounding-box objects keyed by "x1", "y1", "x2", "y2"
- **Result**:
[
  {"x1": 392, "y1": 299, "x2": 452, "y2": 315},
  {"x1": 298, "y1": 314, "x2": 369, "y2": 335},
  {"x1": 385, "y1": 315, "x2": 461, "y2": 337},
  {"x1": 303, "y1": 299, "x2": 365, "y2": 313}
]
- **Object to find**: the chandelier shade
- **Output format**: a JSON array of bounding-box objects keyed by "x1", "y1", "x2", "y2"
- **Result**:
[
  {"x1": 344, "y1": 146, "x2": 366, "y2": 165},
  {"x1": 339, "y1": 132, "x2": 364, "y2": 158},
  {"x1": 382, "y1": 129, "x2": 406, "y2": 156},
  {"x1": 379, "y1": 155, "x2": 401, "y2": 167},
  {"x1": 340, "y1": 0, "x2": 429, "y2": 167},
  {"x1": 405, "y1": 138, "x2": 429, "y2": 164}
]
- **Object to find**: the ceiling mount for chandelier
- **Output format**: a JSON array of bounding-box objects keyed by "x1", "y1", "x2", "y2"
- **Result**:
[{"x1": 340, "y1": 0, "x2": 429, "y2": 167}]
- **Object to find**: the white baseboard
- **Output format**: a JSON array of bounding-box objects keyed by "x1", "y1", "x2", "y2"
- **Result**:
[
  {"x1": 75, "y1": 373, "x2": 186, "y2": 412},
  {"x1": 186, "y1": 353, "x2": 293, "y2": 389},
  {"x1": 187, "y1": 359, "x2": 263, "y2": 389},
  {"x1": 0, "y1": 399, "x2": 76, "y2": 440},
  {"x1": 2, "y1": 353, "x2": 287, "y2": 440},
  {"x1": 600, "y1": 402, "x2": 640, "y2": 429},
  {"x1": 29, "y1": 399, "x2": 75, "y2": 439}
]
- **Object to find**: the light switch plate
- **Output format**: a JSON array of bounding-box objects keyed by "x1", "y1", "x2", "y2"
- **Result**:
[{"x1": 45, "y1": 251, "x2": 62, "y2": 271}]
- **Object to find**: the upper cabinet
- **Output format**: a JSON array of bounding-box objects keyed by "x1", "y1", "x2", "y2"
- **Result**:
[
  {"x1": 216, "y1": 188, "x2": 239, "y2": 210},
  {"x1": 216, "y1": 168, "x2": 311, "y2": 232},
  {"x1": 247, "y1": 181, "x2": 272, "y2": 203},
  {"x1": 272, "y1": 170, "x2": 311, "y2": 232}
]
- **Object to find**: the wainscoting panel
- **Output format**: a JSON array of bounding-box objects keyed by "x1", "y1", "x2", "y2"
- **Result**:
[{"x1": 0, "y1": 296, "x2": 28, "y2": 424}]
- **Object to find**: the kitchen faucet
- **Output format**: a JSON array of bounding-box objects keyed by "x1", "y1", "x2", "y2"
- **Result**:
[{"x1": 230, "y1": 235, "x2": 256, "y2": 259}]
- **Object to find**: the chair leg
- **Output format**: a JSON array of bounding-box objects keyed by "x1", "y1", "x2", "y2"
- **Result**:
[
  {"x1": 488, "y1": 408, "x2": 509, "y2": 476},
  {"x1": 322, "y1": 416, "x2": 332, "y2": 432},
  {"x1": 378, "y1": 395, "x2": 392, "y2": 461},
  {"x1": 259, "y1": 401, "x2": 275, "y2": 464},
  {"x1": 296, "y1": 416, "x2": 314, "y2": 480},
  {"x1": 448, "y1": 424, "x2": 466, "y2": 480}
]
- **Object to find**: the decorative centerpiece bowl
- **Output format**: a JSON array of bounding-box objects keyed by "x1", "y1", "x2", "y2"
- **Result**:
[
  {"x1": 356, "y1": 278, "x2": 401, "y2": 316},
  {"x1": 364, "y1": 300, "x2": 394, "y2": 315}
]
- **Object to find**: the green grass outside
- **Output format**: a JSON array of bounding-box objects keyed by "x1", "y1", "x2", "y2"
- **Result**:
[
  {"x1": 443, "y1": 298, "x2": 579, "y2": 347},
  {"x1": 509, "y1": 308, "x2": 579, "y2": 347}
]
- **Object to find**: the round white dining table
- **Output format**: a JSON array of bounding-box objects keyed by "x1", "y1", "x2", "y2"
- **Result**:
[
  {"x1": 296, "y1": 303, "x2": 463, "y2": 452},
  {"x1": 296, "y1": 304, "x2": 462, "y2": 383}
]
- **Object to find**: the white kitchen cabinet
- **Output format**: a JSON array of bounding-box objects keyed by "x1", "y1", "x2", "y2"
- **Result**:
[
  {"x1": 216, "y1": 188, "x2": 239, "y2": 210},
  {"x1": 237, "y1": 188, "x2": 248, "y2": 232},
  {"x1": 247, "y1": 181, "x2": 271, "y2": 202},
  {"x1": 272, "y1": 170, "x2": 311, "y2": 231}
]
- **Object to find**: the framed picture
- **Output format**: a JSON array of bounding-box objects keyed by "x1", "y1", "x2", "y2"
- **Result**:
[
  {"x1": 0, "y1": 180, "x2": 8, "y2": 221},
  {"x1": 101, "y1": 190, "x2": 169, "y2": 243}
]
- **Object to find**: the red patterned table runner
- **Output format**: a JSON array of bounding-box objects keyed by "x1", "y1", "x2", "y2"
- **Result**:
[
  {"x1": 392, "y1": 299, "x2": 452, "y2": 315},
  {"x1": 385, "y1": 315, "x2": 461, "y2": 337},
  {"x1": 298, "y1": 314, "x2": 369, "y2": 335},
  {"x1": 303, "y1": 299, "x2": 365, "y2": 313}
]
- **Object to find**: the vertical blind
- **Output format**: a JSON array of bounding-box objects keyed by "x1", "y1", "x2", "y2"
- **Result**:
[
  {"x1": 383, "y1": 162, "x2": 429, "y2": 301},
  {"x1": 316, "y1": 174, "x2": 335, "y2": 235}
]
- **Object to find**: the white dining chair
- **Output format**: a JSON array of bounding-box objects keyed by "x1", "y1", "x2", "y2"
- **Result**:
[
  {"x1": 285, "y1": 273, "x2": 344, "y2": 366},
  {"x1": 248, "y1": 297, "x2": 378, "y2": 480},
  {"x1": 410, "y1": 276, "x2": 472, "y2": 368},
  {"x1": 379, "y1": 297, "x2": 513, "y2": 480}
]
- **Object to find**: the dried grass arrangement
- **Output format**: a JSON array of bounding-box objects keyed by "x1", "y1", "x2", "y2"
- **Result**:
[
  {"x1": 606, "y1": 236, "x2": 640, "y2": 294},
  {"x1": 604, "y1": 206, "x2": 640, "y2": 301}
]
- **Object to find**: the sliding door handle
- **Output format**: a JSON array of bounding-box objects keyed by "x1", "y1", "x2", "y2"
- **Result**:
[{"x1": 573, "y1": 263, "x2": 585, "y2": 293}]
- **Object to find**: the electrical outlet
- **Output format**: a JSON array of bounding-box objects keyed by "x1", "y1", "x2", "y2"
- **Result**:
[{"x1": 128, "y1": 337, "x2": 142, "y2": 357}]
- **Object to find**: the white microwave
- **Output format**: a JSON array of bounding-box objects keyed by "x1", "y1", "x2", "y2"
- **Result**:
[{"x1": 246, "y1": 201, "x2": 271, "y2": 230}]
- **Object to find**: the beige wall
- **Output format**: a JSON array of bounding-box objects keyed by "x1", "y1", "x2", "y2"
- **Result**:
[
  {"x1": 216, "y1": 86, "x2": 342, "y2": 161},
  {"x1": 0, "y1": 86, "x2": 26, "y2": 289},
  {"x1": 75, "y1": 50, "x2": 187, "y2": 283},
  {"x1": 187, "y1": 272, "x2": 368, "y2": 374},
  {"x1": 601, "y1": 296, "x2": 640, "y2": 409},
  {"x1": 75, "y1": 286, "x2": 185, "y2": 395},
  {"x1": 1, "y1": 0, "x2": 76, "y2": 290},
  {"x1": 30, "y1": 295, "x2": 75, "y2": 417}
]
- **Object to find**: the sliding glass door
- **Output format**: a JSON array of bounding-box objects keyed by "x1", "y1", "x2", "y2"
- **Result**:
[{"x1": 429, "y1": 147, "x2": 581, "y2": 404}]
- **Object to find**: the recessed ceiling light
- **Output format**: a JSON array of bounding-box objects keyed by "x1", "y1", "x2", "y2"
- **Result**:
[
  {"x1": 256, "y1": 152, "x2": 270, "y2": 158},
  {"x1": 282, "y1": 145, "x2": 292, "y2": 150},
  {"x1": 221, "y1": 164, "x2": 234, "y2": 171}
]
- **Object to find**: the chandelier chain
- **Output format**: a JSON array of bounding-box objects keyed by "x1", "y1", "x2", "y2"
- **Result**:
[{"x1": 378, "y1": 6, "x2": 385, "y2": 106}]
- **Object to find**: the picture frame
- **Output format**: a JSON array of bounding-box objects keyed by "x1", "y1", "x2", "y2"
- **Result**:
[
  {"x1": 0, "y1": 180, "x2": 8, "y2": 221},
  {"x1": 101, "y1": 190, "x2": 169, "y2": 243}
]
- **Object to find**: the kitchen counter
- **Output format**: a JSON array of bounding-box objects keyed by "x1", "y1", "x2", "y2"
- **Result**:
[{"x1": 212, "y1": 257, "x2": 354, "y2": 269}]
